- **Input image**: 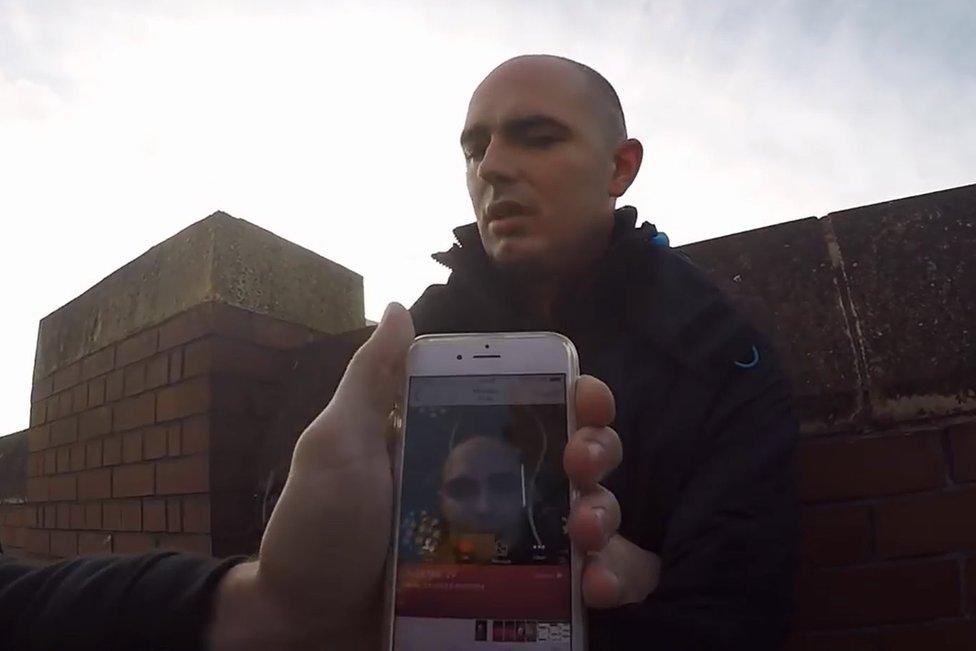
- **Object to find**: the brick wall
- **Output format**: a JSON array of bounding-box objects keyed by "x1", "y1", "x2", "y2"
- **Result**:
[
  {"x1": 683, "y1": 183, "x2": 976, "y2": 649},
  {"x1": 19, "y1": 302, "x2": 324, "y2": 560},
  {"x1": 791, "y1": 420, "x2": 976, "y2": 649}
]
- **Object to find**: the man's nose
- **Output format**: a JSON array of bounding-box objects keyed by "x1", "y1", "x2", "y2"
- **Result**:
[
  {"x1": 474, "y1": 487, "x2": 493, "y2": 515},
  {"x1": 477, "y1": 139, "x2": 516, "y2": 185}
]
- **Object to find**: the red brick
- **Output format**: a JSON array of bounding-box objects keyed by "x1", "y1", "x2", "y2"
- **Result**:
[
  {"x1": 43, "y1": 504, "x2": 56, "y2": 528},
  {"x1": 949, "y1": 423, "x2": 976, "y2": 483},
  {"x1": 117, "y1": 329, "x2": 158, "y2": 367},
  {"x1": 800, "y1": 432, "x2": 944, "y2": 502},
  {"x1": 69, "y1": 504, "x2": 85, "y2": 529},
  {"x1": 27, "y1": 425, "x2": 51, "y2": 452},
  {"x1": 27, "y1": 452, "x2": 42, "y2": 477},
  {"x1": 103, "y1": 435, "x2": 122, "y2": 466},
  {"x1": 113, "y1": 393, "x2": 155, "y2": 431},
  {"x1": 122, "y1": 430, "x2": 142, "y2": 463},
  {"x1": 143, "y1": 499, "x2": 167, "y2": 532},
  {"x1": 69, "y1": 442, "x2": 86, "y2": 472},
  {"x1": 159, "y1": 533, "x2": 210, "y2": 555},
  {"x1": 57, "y1": 392, "x2": 72, "y2": 419},
  {"x1": 167, "y1": 499, "x2": 182, "y2": 532},
  {"x1": 81, "y1": 347, "x2": 115, "y2": 380},
  {"x1": 88, "y1": 377, "x2": 106, "y2": 407},
  {"x1": 159, "y1": 307, "x2": 212, "y2": 351},
  {"x1": 71, "y1": 383, "x2": 89, "y2": 413},
  {"x1": 123, "y1": 363, "x2": 146, "y2": 397},
  {"x1": 27, "y1": 477, "x2": 50, "y2": 502},
  {"x1": 181, "y1": 415, "x2": 209, "y2": 454},
  {"x1": 804, "y1": 633, "x2": 880, "y2": 651},
  {"x1": 56, "y1": 446, "x2": 70, "y2": 473},
  {"x1": 156, "y1": 454, "x2": 209, "y2": 495},
  {"x1": 53, "y1": 362, "x2": 81, "y2": 392},
  {"x1": 43, "y1": 449, "x2": 56, "y2": 475},
  {"x1": 143, "y1": 425, "x2": 168, "y2": 460},
  {"x1": 183, "y1": 495, "x2": 211, "y2": 533},
  {"x1": 876, "y1": 487, "x2": 976, "y2": 558},
  {"x1": 85, "y1": 502, "x2": 102, "y2": 529},
  {"x1": 79, "y1": 405, "x2": 112, "y2": 440},
  {"x1": 78, "y1": 469, "x2": 111, "y2": 500},
  {"x1": 882, "y1": 620, "x2": 976, "y2": 651},
  {"x1": 167, "y1": 422, "x2": 181, "y2": 456},
  {"x1": 23, "y1": 529, "x2": 50, "y2": 555},
  {"x1": 801, "y1": 505, "x2": 872, "y2": 567},
  {"x1": 113, "y1": 463, "x2": 155, "y2": 497},
  {"x1": 45, "y1": 395, "x2": 61, "y2": 422},
  {"x1": 183, "y1": 337, "x2": 284, "y2": 381},
  {"x1": 146, "y1": 354, "x2": 169, "y2": 389},
  {"x1": 252, "y1": 314, "x2": 313, "y2": 349},
  {"x1": 105, "y1": 369, "x2": 124, "y2": 402},
  {"x1": 49, "y1": 416, "x2": 78, "y2": 446},
  {"x1": 796, "y1": 560, "x2": 961, "y2": 628},
  {"x1": 85, "y1": 439, "x2": 102, "y2": 469},
  {"x1": 114, "y1": 532, "x2": 156, "y2": 554},
  {"x1": 103, "y1": 500, "x2": 141, "y2": 531},
  {"x1": 57, "y1": 503, "x2": 71, "y2": 528},
  {"x1": 32, "y1": 374, "x2": 54, "y2": 402},
  {"x1": 169, "y1": 349, "x2": 183, "y2": 383},
  {"x1": 49, "y1": 475, "x2": 77, "y2": 501},
  {"x1": 29, "y1": 401, "x2": 46, "y2": 427},
  {"x1": 156, "y1": 376, "x2": 211, "y2": 421},
  {"x1": 50, "y1": 531, "x2": 78, "y2": 558},
  {"x1": 79, "y1": 531, "x2": 112, "y2": 555}
]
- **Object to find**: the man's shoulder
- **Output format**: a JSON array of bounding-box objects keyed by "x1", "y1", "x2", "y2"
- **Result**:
[{"x1": 621, "y1": 244, "x2": 780, "y2": 384}]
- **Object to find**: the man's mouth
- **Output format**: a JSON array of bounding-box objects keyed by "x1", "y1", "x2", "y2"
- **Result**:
[{"x1": 485, "y1": 200, "x2": 531, "y2": 222}]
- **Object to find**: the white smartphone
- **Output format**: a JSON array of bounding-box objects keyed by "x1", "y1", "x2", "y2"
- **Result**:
[{"x1": 384, "y1": 332, "x2": 585, "y2": 651}]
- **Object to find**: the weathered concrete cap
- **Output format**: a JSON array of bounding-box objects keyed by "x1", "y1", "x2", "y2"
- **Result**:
[
  {"x1": 34, "y1": 212, "x2": 364, "y2": 379},
  {"x1": 681, "y1": 216, "x2": 861, "y2": 432},
  {"x1": 830, "y1": 183, "x2": 976, "y2": 421}
]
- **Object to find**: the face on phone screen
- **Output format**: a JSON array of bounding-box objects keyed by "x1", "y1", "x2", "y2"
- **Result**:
[{"x1": 393, "y1": 374, "x2": 573, "y2": 650}]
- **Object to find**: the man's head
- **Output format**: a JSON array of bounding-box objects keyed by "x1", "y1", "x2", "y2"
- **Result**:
[
  {"x1": 461, "y1": 55, "x2": 643, "y2": 278},
  {"x1": 439, "y1": 435, "x2": 525, "y2": 541}
]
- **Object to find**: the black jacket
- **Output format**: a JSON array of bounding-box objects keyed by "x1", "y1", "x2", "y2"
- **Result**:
[
  {"x1": 411, "y1": 207, "x2": 799, "y2": 650},
  {"x1": 0, "y1": 552, "x2": 240, "y2": 650}
]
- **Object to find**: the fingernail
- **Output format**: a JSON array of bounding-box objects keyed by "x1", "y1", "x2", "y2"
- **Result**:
[
  {"x1": 380, "y1": 302, "x2": 396, "y2": 326},
  {"x1": 591, "y1": 506, "x2": 606, "y2": 524}
]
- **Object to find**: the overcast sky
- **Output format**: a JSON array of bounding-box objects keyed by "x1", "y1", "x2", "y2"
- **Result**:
[{"x1": 1, "y1": 0, "x2": 974, "y2": 435}]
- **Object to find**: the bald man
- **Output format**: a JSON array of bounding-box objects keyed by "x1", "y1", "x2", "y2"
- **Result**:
[{"x1": 411, "y1": 55, "x2": 799, "y2": 649}]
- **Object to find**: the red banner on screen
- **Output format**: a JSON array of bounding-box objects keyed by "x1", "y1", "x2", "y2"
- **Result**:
[{"x1": 396, "y1": 563, "x2": 571, "y2": 620}]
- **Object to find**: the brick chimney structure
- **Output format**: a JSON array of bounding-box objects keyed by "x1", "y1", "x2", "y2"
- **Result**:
[{"x1": 18, "y1": 212, "x2": 364, "y2": 559}]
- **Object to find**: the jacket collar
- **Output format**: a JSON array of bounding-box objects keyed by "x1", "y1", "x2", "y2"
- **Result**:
[{"x1": 431, "y1": 205, "x2": 656, "y2": 273}]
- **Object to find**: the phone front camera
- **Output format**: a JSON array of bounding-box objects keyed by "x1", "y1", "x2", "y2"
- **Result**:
[{"x1": 456, "y1": 354, "x2": 463, "y2": 360}]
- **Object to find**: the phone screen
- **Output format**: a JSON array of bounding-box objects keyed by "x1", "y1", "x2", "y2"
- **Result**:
[{"x1": 393, "y1": 373, "x2": 573, "y2": 650}]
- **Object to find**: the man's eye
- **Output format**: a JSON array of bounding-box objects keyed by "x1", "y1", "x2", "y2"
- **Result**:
[
  {"x1": 524, "y1": 134, "x2": 558, "y2": 147},
  {"x1": 463, "y1": 145, "x2": 486, "y2": 161}
]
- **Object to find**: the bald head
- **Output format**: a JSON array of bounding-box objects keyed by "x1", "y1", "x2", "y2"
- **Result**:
[
  {"x1": 461, "y1": 53, "x2": 643, "y2": 280},
  {"x1": 477, "y1": 55, "x2": 627, "y2": 147}
]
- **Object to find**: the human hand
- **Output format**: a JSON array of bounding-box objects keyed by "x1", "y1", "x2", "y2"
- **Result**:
[
  {"x1": 564, "y1": 376, "x2": 662, "y2": 608},
  {"x1": 210, "y1": 302, "x2": 415, "y2": 650}
]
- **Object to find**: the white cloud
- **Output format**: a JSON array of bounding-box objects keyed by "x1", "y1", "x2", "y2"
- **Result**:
[{"x1": 0, "y1": 0, "x2": 974, "y2": 434}]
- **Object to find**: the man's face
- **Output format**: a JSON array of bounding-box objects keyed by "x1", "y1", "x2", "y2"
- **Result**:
[
  {"x1": 439, "y1": 436, "x2": 524, "y2": 538},
  {"x1": 461, "y1": 59, "x2": 617, "y2": 276}
]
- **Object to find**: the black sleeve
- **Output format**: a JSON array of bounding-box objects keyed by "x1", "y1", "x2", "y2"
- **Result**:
[
  {"x1": 591, "y1": 350, "x2": 799, "y2": 650},
  {"x1": 0, "y1": 552, "x2": 244, "y2": 651}
]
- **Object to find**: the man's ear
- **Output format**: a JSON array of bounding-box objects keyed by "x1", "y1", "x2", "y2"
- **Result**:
[{"x1": 609, "y1": 138, "x2": 643, "y2": 198}]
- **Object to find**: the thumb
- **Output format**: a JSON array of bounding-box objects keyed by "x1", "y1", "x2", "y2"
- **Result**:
[
  {"x1": 293, "y1": 302, "x2": 415, "y2": 471},
  {"x1": 335, "y1": 302, "x2": 416, "y2": 414}
]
